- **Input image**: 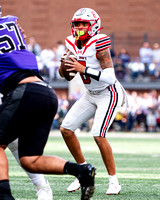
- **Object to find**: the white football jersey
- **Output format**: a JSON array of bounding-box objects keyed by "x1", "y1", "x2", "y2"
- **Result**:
[{"x1": 65, "y1": 34, "x2": 111, "y2": 92}]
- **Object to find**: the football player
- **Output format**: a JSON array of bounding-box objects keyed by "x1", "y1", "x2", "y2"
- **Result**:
[
  {"x1": 0, "y1": 10, "x2": 96, "y2": 200},
  {"x1": 0, "y1": 7, "x2": 52, "y2": 200},
  {"x1": 59, "y1": 8, "x2": 128, "y2": 195}
]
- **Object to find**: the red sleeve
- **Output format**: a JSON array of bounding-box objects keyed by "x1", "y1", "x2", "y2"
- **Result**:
[{"x1": 95, "y1": 36, "x2": 111, "y2": 51}]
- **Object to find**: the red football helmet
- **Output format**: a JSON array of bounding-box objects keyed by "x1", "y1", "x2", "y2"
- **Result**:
[{"x1": 71, "y1": 8, "x2": 102, "y2": 41}]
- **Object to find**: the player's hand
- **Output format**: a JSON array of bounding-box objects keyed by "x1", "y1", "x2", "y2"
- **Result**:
[
  {"x1": 15, "y1": 19, "x2": 27, "y2": 39},
  {"x1": 65, "y1": 57, "x2": 85, "y2": 73}
]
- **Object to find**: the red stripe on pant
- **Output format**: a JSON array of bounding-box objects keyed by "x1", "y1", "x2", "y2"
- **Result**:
[{"x1": 101, "y1": 85, "x2": 116, "y2": 137}]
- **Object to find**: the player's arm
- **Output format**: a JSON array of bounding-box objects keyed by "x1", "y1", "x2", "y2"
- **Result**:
[
  {"x1": 96, "y1": 48, "x2": 113, "y2": 70},
  {"x1": 84, "y1": 48, "x2": 117, "y2": 84}
]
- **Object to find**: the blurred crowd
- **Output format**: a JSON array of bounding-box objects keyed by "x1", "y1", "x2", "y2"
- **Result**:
[
  {"x1": 27, "y1": 37, "x2": 160, "y2": 82},
  {"x1": 113, "y1": 42, "x2": 160, "y2": 82},
  {"x1": 112, "y1": 89, "x2": 160, "y2": 133},
  {"x1": 51, "y1": 89, "x2": 160, "y2": 133},
  {"x1": 27, "y1": 37, "x2": 66, "y2": 81}
]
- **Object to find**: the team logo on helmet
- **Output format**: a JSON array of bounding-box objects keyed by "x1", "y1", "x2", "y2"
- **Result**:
[{"x1": 76, "y1": 8, "x2": 86, "y2": 16}]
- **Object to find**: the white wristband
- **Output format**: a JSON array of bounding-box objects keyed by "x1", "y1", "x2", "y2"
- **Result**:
[{"x1": 85, "y1": 67, "x2": 117, "y2": 85}]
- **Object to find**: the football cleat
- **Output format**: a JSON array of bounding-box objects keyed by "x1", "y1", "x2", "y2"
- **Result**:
[
  {"x1": 36, "y1": 180, "x2": 53, "y2": 200},
  {"x1": 106, "y1": 182, "x2": 121, "y2": 195},
  {"x1": 77, "y1": 164, "x2": 96, "y2": 200},
  {"x1": 67, "y1": 178, "x2": 81, "y2": 192}
]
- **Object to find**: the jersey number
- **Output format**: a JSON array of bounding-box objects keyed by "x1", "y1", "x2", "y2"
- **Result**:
[
  {"x1": 79, "y1": 60, "x2": 91, "y2": 84},
  {"x1": 0, "y1": 22, "x2": 26, "y2": 53}
]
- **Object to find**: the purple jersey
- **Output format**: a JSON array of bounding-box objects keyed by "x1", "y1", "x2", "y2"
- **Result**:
[{"x1": 0, "y1": 15, "x2": 38, "y2": 92}]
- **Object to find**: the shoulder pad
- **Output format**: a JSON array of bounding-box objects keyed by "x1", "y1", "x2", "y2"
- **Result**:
[
  {"x1": 65, "y1": 35, "x2": 77, "y2": 53},
  {"x1": 95, "y1": 34, "x2": 111, "y2": 51}
]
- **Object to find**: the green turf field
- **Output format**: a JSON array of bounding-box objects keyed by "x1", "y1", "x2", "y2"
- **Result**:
[{"x1": 6, "y1": 132, "x2": 160, "y2": 200}]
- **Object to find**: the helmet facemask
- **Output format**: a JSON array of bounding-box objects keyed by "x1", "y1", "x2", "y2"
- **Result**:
[{"x1": 71, "y1": 20, "x2": 92, "y2": 41}]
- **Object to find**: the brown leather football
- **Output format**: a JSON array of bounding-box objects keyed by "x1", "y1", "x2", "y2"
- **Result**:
[{"x1": 61, "y1": 51, "x2": 77, "y2": 81}]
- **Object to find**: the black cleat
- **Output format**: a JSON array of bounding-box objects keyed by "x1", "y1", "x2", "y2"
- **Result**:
[{"x1": 77, "y1": 164, "x2": 96, "y2": 200}]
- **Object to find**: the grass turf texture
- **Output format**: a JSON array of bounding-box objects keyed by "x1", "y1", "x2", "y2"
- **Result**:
[{"x1": 6, "y1": 132, "x2": 160, "y2": 200}]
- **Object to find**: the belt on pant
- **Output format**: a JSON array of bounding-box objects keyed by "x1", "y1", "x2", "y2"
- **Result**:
[{"x1": 31, "y1": 81, "x2": 52, "y2": 88}]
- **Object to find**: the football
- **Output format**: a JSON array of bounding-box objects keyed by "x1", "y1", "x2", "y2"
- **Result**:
[{"x1": 60, "y1": 51, "x2": 77, "y2": 81}]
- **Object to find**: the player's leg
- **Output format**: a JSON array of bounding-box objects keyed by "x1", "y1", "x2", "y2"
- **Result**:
[
  {"x1": 8, "y1": 139, "x2": 52, "y2": 200},
  {"x1": 20, "y1": 155, "x2": 96, "y2": 200},
  {"x1": 0, "y1": 89, "x2": 19, "y2": 200},
  {"x1": 0, "y1": 146, "x2": 15, "y2": 200},
  {"x1": 94, "y1": 136, "x2": 121, "y2": 194},
  {"x1": 92, "y1": 83, "x2": 124, "y2": 195},
  {"x1": 60, "y1": 128, "x2": 87, "y2": 192},
  {"x1": 60, "y1": 93, "x2": 96, "y2": 192},
  {"x1": 61, "y1": 128, "x2": 85, "y2": 164},
  {"x1": 60, "y1": 93, "x2": 95, "y2": 163},
  {"x1": 94, "y1": 137, "x2": 116, "y2": 175}
]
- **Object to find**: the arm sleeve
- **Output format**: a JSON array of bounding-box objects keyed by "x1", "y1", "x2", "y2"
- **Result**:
[{"x1": 84, "y1": 67, "x2": 117, "y2": 85}]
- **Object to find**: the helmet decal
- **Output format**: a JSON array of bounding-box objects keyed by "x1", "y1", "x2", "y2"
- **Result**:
[{"x1": 76, "y1": 8, "x2": 86, "y2": 16}]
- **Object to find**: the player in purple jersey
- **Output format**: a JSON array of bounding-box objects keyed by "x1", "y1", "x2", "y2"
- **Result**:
[
  {"x1": 0, "y1": 10, "x2": 53, "y2": 200},
  {"x1": 0, "y1": 13, "x2": 96, "y2": 200},
  {"x1": 0, "y1": 13, "x2": 53, "y2": 200}
]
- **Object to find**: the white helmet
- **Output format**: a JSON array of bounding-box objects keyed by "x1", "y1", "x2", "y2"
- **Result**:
[{"x1": 71, "y1": 8, "x2": 102, "y2": 41}]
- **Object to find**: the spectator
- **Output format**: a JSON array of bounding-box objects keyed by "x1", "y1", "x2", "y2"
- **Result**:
[
  {"x1": 54, "y1": 41, "x2": 66, "y2": 80},
  {"x1": 149, "y1": 90, "x2": 158, "y2": 109},
  {"x1": 146, "y1": 108, "x2": 157, "y2": 132},
  {"x1": 68, "y1": 94, "x2": 76, "y2": 110},
  {"x1": 134, "y1": 108, "x2": 147, "y2": 132},
  {"x1": 118, "y1": 47, "x2": 130, "y2": 68},
  {"x1": 27, "y1": 37, "x2": 41, "y2": 56},
  {"x1": 156, "y1": 108, "x2": 160, "y2": 131},
  {"x1": 148, "y1": 62, "x2": 159, "y2": 80},
  {"x1": 114, "y1": 58, "x2": 126, "y2": 80},
  {"x1": 152, "y1": 43, "x2": 160, "y2": 67},
  {"x1": 71, "y1": 87, "x2": 84, "y2": 101},
  {"x1": 128, "y1": 57, "x2": 145, "y2": 81},
  {"x1": 40, "y1": 47, "x2": 55, "y2": 79},
  {"x1": 139, "y1": 42, "x2": 153, "y2": 76},
  {"x1": 114, "y1": 107, "x2": 127, "y2": 131},
  {"x1": 55, "y1": 41, "x2": 66, "y2": 61},
  {"x1": 110, "y1": 48, "x2": 116, "y2": 63}
]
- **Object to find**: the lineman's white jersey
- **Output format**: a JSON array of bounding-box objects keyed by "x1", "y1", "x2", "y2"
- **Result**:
[{"x1": 65, "y1": 34, "x2": 111, "y2": 92}]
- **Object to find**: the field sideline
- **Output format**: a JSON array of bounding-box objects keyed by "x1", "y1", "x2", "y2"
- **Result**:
[{"x1": 6, "y1": 131, "x2": 160, "y2": 200}]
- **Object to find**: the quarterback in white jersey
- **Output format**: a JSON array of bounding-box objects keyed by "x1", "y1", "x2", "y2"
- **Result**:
[
  {"x1": 65, "y1": 33, "x2": 112, "y2": 92},
  {"x1": 59, "y1": 8, "x2": 128, "y2": 195}
]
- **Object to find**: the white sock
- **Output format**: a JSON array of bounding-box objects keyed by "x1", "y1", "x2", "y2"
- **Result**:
[
  {"x1": 80, "y1": 161, "x2": 87, "y2": 165},
  {"x1": 10, "y1": 149, "x2": 48, "y2": 188},
  {"x1": 109, "y1": 174, "x2": 119, "y2": 184}
]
